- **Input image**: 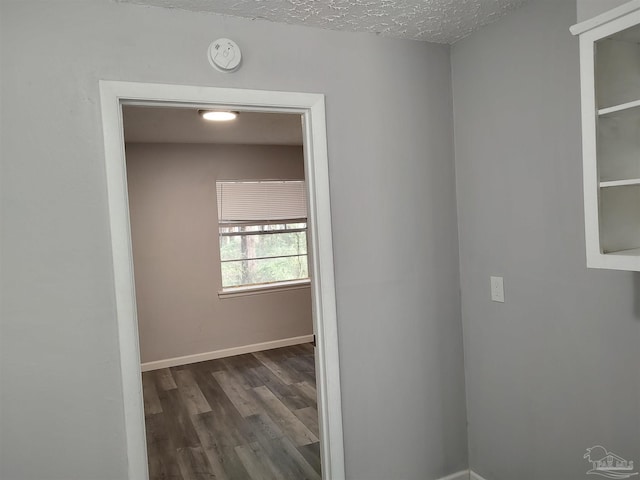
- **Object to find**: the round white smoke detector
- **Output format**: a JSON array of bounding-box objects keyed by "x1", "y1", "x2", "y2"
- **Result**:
[{"x1": 208, "y1": 38, "x2": 242, "y2": 73}]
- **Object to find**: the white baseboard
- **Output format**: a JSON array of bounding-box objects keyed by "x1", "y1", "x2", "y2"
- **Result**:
[
  {"x1": 435, "y1": 469, "x2": 487, "y2": 480},
  {"x1": 439, "y1": 470, "x2": 470, "y2": 480},
  {"x1": 470, "y1": 471, "x2": 489, "y2": 480},
  {"x1": 141, "y1": 334, "x2": 314, "y2": 372}
]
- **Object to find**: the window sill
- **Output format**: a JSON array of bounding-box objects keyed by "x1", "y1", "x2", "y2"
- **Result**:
[{"x1": 218, "y1": 279, "x2": 311, "y2": 299}]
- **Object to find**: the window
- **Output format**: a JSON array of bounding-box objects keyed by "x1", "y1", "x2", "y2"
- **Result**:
[{"x1": 216, "y1": 180, "x2": 309, "y2": 290}]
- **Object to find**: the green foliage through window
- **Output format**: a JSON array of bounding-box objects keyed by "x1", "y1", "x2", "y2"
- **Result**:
[{"x1": 219, "y1": 222, "x2": 309, "y2": 287}]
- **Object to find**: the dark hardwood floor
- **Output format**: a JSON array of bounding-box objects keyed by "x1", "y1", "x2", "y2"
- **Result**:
[{"x1": 142, "y1": 343, "x2": 321, "y2": 480}]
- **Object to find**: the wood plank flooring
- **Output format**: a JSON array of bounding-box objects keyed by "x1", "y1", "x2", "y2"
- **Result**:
[{"x1": 142, "y1": 343, "x2": 321, "y2": 480}]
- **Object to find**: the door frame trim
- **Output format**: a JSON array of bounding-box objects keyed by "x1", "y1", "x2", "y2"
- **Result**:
[{"x1": 99, "y1": 80, "x2": 345, "y2": 480}]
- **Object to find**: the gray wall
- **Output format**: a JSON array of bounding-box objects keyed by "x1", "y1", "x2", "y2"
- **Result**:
[
  {"x1": 0, "y1": 1, "x2": 468, "y2": 479},
  {"x1": 577, "y1": 0, "x2": 629, "y2": 22},
  {"x1": 452, "y1": 1, "x2": 640, "y2": 479},
  {"x1": 126, "y1": 143, "x2": 312, "y2": 364}
]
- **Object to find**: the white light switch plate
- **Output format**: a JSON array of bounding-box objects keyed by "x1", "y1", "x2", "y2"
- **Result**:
[{"x1": 490, "y1": 276, "x2": 504, "y2": 303}]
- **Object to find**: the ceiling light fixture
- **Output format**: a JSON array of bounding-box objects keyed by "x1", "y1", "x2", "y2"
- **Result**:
[{"x1": 198, "y1": 110, "x2": 238, "y2": 121}]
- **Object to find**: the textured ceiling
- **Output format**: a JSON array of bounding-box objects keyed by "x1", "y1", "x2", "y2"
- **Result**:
[{"x1": 118, "y1": 0, "x2": 529, "y2": 44}]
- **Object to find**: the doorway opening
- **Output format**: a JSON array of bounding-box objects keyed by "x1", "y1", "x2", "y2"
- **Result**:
[
  {"x1": 126, "y1": 104, "x2": 319, "y2": 478},
  {"x1": 99, "y1": 82, "x2": 344, "y2": 480}
]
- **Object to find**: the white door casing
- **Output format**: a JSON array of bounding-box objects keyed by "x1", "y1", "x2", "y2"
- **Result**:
[{"x1": 99, "y1": 80, "x2": 345, "y2": 480}]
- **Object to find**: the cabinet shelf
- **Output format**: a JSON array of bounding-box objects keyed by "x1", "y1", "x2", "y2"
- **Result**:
[
  {"x1": 600, "y1": 178, "x2": 640, "y2": 187},
  {"x1": 598, "y1": 98, "x2": 640, "y2": 116},
  {"x1": 604, "y1": 247, "x2": 640, "y2": 256}
]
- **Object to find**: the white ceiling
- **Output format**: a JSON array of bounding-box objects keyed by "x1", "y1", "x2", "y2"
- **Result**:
[
  {"x1": 118, "y1": 0, "x2": 529, "y2": 44},
  {"x1": 123, "y1": 106, "x2": 303, "y2": 145}
]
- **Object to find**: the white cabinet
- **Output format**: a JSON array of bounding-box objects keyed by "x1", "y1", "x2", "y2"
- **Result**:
[{"x1": 572, "y1": 0, "x2": 640, "y2": 271}]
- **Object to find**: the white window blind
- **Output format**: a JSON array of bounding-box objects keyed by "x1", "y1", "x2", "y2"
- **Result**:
[{"x1": 216, "y1": 180, "x2": 307, "y2": 224}]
